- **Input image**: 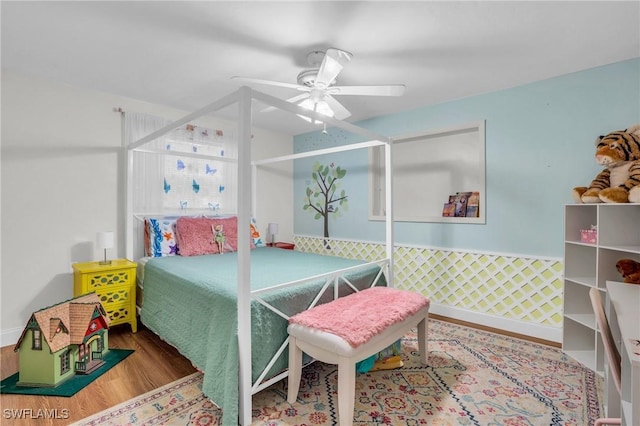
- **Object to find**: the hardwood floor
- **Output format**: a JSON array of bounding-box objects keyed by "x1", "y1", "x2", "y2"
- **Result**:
[{"x1": 0, "y1": 322, "x2": 197, "y2": 425}]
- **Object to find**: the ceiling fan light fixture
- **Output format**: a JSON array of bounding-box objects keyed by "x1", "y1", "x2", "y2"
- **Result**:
[
  {"x1": 297, "y1": 98, "x2": 334, "y2": 124},
  {"x1": 233, "y1": 47, "x2": 402, "y2": 125}
]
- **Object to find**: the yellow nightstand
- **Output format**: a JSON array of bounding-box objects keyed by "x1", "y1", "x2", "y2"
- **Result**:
[{"x1": 72, "y1": 259, "x2": 137, "y2": 333}]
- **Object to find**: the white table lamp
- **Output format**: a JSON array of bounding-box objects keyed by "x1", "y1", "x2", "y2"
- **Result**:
[
  {"x1": 97, "y1": 231, "x2": 114, "y2": 265},
  {"x1": 268, "y1": 223, "x2": 279, "y2": 245}
]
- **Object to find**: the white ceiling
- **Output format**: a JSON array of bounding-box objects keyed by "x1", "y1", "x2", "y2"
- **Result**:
[{"x1": 2, "y1": 1, "x2": 639, "y2": 136}]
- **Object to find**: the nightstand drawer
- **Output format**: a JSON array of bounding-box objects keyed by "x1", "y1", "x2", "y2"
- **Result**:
[
  {"x1": 82, "y1": 269, "x2": 134, "y2": 291},
  {"x1": 96, "y1": 286, "x2": 132, "y2": 305},
  {"x1": 103, "y1": 302, "x2": 134, "y2": 326},
  {"x1": 73, "y1": 259, "x2": 136, "y2": 292}
]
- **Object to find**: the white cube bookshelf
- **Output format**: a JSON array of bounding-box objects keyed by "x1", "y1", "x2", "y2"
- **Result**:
[{"x1": 563, "y1": 203, "x2": 640, "y2": 377}]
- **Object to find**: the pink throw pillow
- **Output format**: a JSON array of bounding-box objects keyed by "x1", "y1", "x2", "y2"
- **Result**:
[{"x1": 176, "y1": 216, "x2": 238, "y2": 256}]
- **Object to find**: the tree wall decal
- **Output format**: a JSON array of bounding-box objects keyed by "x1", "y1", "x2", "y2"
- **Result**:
[{"x1": 303, "y1": 161, "x2": 348, "y2": 244}]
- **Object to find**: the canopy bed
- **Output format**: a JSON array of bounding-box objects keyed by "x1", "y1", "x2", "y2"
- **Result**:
[{"x1": 124, "y1": 87, "x2": 393, "y2": 426}]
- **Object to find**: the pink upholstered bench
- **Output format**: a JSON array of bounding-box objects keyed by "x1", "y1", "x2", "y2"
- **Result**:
[{"x1": 287, "y1": 286, "x2": 430, "y2": 426}]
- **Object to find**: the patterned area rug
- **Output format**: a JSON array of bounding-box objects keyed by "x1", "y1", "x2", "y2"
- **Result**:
[{"x1": 72, "y1": 320, "x2": 602, "y2": 425}]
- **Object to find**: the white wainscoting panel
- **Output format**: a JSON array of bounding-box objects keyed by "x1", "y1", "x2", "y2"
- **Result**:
[{"x1": 293, "y1": 235, "x2": 563, "y2": 342}]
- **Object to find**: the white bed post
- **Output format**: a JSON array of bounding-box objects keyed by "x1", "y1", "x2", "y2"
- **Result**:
[
  {"x1": 237, "y1": 86, "x2": 253, "y2": 426},
  {"x1": 123, "y1": 113, "x2": 134, "y2": 261},
  {"x1": 251, "y1": 163, "x2": 257, "y2": 219},
  {"x1": 125, "y1": 150, "x2": 134, "y2": 260},
  {"x1": 384, "y1": 138, "x2": 393, "y2": 287}
]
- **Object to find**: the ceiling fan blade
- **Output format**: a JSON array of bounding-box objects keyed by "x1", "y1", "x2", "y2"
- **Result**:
[
  {"x1": 324, "y1": 95, "x2": 351, "y2": 120},
  {"x1": 327, "y1": 84, "x2": 406, "y2": 97},
  {"x1": 261, "y1": 93, "x2": 309, "y2": 113},
  {"x1": 231, "y1": 76, "x2": 309, "y2": 91},
  {"x1": 314, "y1": 48, "x2": 353, "y2": 89}
]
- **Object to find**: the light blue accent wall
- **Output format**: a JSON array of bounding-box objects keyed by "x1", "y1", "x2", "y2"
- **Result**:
[{"x1": 294, "y1": 59, "x2": 640, "y2": 257}]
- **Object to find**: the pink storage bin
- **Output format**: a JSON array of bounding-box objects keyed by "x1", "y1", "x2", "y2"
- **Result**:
[{"x1": 580, "y1": 229, "x2": 597, "y2": 244}]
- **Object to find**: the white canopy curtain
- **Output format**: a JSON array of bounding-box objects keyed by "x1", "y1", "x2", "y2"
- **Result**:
[
  {"x1": 124, "y1": 112, "x2": 167, "y2": 214},
  {"x1": 123, "y1": 111, "x2": 238, "y2": 216}
]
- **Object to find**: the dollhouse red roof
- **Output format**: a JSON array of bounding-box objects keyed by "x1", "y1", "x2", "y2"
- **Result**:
[{"x1": 14, "y1": 293, "x2": 110, "y2": 353}]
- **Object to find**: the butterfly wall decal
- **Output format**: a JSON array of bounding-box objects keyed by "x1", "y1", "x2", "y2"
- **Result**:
[
  {"x1": 163, "y1": 179, "x2": 171, "y2": 194},
  {"x1": 192, "y1": 179, "x2": 200, "y2": 194},
  {"x1": 205, "y1": 164, "x2": 217, "y2": 175},
  {"x1": 177, "y1": 159, "x2": 185, "y2": 171}
]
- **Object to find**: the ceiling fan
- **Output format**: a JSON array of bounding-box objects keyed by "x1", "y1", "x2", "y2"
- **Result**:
[{"x1": 232, "y1": 48, "x2": 405, "y2": 122}]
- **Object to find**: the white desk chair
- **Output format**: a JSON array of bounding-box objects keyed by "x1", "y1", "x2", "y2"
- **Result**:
[{"x1": 589, "y1": 287, "x2": 622, "y2": 426}]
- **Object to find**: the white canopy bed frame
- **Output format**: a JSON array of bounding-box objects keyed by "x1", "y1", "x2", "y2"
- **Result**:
[{"x1": 124, "y1": 86, "x2": 394, "y2": 426}]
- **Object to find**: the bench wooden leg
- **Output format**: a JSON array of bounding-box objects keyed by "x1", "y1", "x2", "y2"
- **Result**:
[
  {"x1": 287, "y1": 336, "x2": 302, "y2": 404},
  {"x1": 418, "y1": 317, "x2": 428, "y2": 365},
  {"x1": 337, "y1": 356, "x2": 356, "y2": 426}
]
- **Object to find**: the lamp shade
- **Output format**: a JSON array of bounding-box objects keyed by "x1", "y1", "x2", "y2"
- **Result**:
[
  {"x1": 268, "y1": 223, "x2": 279, "y2": 236},
  {"x1": 96, "y1": 231, "x2": 114, "y2": 250}
]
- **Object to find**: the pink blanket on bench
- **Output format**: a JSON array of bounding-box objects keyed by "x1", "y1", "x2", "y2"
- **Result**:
[{"x1": 289, "y1": 287, "x2": 430, "y2": 348}]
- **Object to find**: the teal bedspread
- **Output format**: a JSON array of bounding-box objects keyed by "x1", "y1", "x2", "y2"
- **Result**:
[{"x1": 140, "y1": 247, "x2": 386, "y2": 426}]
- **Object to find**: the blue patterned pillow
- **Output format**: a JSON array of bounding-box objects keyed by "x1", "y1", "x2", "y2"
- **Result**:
[{"x1": 145, "y1": 217, "x2": 179, "y2": 257}]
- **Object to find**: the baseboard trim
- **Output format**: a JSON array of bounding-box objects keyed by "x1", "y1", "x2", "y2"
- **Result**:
[{"x1": 429, "y1": 303, "x2": 562, "y2": 345}]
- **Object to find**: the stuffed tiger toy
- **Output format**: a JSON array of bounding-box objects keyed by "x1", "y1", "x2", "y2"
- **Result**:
[{"x1": 573, "y1": 124, "x2": 640, "y2": 204}]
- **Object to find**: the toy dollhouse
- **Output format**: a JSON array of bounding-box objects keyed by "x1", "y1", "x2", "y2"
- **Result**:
[{"x1": 13, "y1": 293, "x2": 110, "y2": 387}]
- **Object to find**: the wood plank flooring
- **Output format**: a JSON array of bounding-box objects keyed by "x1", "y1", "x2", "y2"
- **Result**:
[{"x1": 0, "y1": 323, "x2": 197, "y2": 425}]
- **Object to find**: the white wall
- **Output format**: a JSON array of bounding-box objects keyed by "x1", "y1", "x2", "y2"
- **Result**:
[{"x1": 0, "y1": 71, "x2": 293, "y2": 346}]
